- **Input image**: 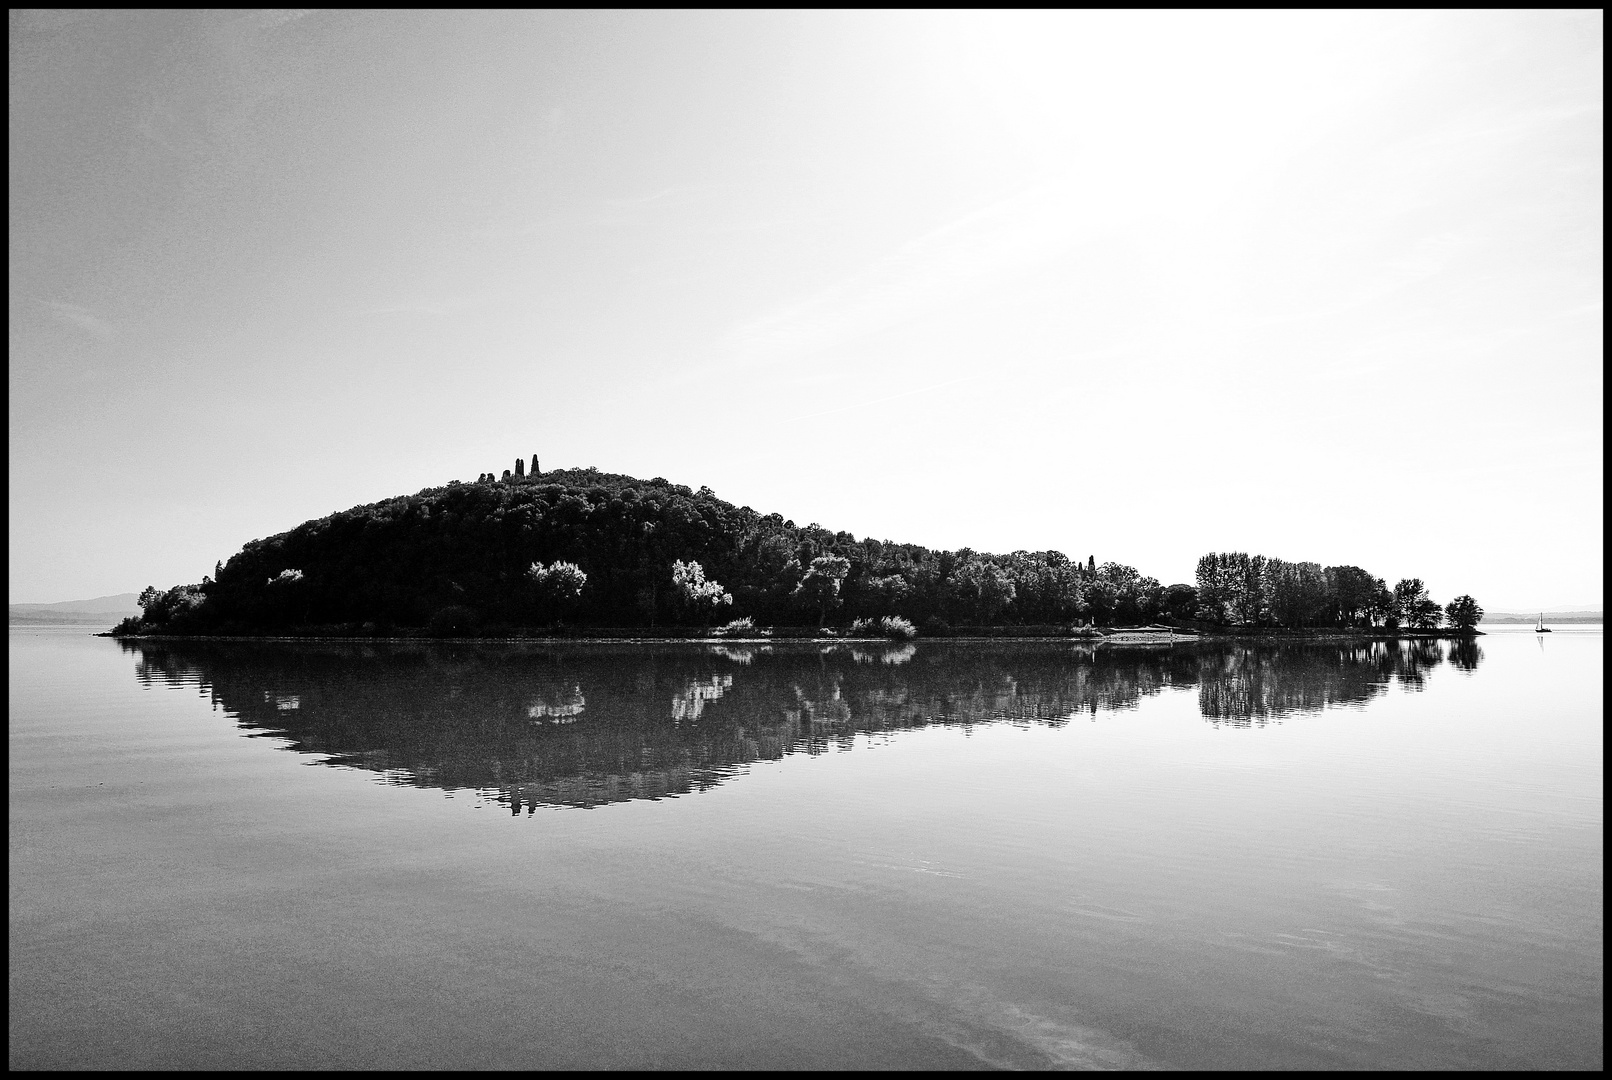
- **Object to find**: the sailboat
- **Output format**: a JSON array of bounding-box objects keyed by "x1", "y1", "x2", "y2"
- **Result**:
[{"x1": 1535, "y1": 613, "x2": 1552, "y2": 633}]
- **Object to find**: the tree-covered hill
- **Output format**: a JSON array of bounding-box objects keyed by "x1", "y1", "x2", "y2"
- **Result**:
[
  {"x1": 118, "y1": 463, "x2": 1479, "y2": 637},
  {"x1": 132, "y1": 465, "x2": 1144, "y2": 635}
]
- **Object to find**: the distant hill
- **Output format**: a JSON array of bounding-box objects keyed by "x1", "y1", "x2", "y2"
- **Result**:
[
  {"x1": 1482, "y1": 610, "x2": 1602, "y2": 623},
  {"x1": 10, "y1": 592, "x2": 141, "y2": 614},
  {"x1": 10, "y1": 593, "x2": 141, "y2": 626},
  {"x1": 8, "y1": 610, "x2": 129, "y2": 626}
]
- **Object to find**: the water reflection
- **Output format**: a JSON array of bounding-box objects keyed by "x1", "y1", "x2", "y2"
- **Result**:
[
  {"x1": 1448, "y1": 637, "x2": 1483, "y2": 672},
  {"x1": 1196, "y1": 639, "x2": 1449, "y2": 726},
  {"x1": 125, "y1": 638, "x2": 1473, "y2": 810}
]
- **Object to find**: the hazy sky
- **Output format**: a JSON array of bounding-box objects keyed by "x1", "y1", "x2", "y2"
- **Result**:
[{"x1": 9, "y1": 10, "x2": 1602, "y2": 609}]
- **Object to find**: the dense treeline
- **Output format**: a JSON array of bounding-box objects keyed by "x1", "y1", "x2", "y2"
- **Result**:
[
  {"x1": 1192, "y1": 552, "x2": 1482, "y2": 631},
  {"x1": 116, "y1": 465, "x2": 1479, "y2": 636}
]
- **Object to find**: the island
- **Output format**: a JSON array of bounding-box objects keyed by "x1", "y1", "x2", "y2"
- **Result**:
[{"x1": 112, "y1": 458, "x2": 1486, "y2": 641}]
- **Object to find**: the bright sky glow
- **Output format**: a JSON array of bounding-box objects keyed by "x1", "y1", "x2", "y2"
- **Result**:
[{"x1": 9, "y1": 10, "x2": 1602, "y2": 609}]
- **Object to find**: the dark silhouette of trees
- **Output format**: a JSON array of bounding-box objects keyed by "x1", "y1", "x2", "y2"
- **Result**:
[
  {"x1": 794, "y1": 554, "x2": 850, "y2": 626},
  {"x1": 1392, "y1": 579, "x2": 1443, "y2": 628},
  {"x1": 112, "y1": 463, "x2": 1487, "y2": 637},
  {"x1": 1163, "y1": 583, "x2": 1198, "y2": 622},
  {"x1": 1326, "y1": 566, "x2": 1379, "y2": 628},
  {"x1": 1392, "y1": 578, "x2": 1428, "y2": 620},
  {"x1": 1408, "y1": 598, "x2": 1443, "y2": 629},
  {"x1": 428, "y1": 605, "x2": 478, "y2": 636},
  {"x1": 1085, "y1": 581, "x2": 1119, "y2": 625},
  {"x1": 129, "y1": 583, "x2": 210, "y2": 632},
  {"x1": 1264, "y1": 560, "x2": 1329, "y2": 628},
  {"x1": 952, "y1": 555, "x2": 1016, "y2": 624},
  {"x1": 1195, "y1": 553, "x2": 1268, "y2": 625},
  {"x1": 1186, "y1": 554, "x2": 1469, "y2": 633},
  {"x1": 1095, "y1": 562, "x2": 1163, "y2": 625},
  {"x1": 1444, "y1": 595, "x2": 1483, "y2": 632}
]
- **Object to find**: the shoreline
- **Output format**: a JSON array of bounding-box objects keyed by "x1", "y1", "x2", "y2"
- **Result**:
[{"x1": 94, "y1": 628, "x2": 1483, "y2": 644}]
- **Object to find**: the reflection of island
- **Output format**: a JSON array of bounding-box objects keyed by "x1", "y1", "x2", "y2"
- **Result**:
[
  {"x1": 125, "y1": 638, "x2": 1467, "y2": 810},
  {"x1": 1194, "y1": 639, "x2": 1448, "y2": 726}
]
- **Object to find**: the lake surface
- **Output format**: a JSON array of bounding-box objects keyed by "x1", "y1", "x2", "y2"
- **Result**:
[{"x1": 10, "y1": 626, "x2": 1601, "y2": 1069}]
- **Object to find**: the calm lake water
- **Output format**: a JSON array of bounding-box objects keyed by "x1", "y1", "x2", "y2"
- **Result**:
[{"x1": 10, "y1": 626, "x2": 1601, "y2": 1069}]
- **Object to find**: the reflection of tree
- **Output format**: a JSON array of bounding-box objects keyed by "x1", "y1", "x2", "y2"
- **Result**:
[
  {"x1": 672, "y1": 674, "x2": 732, "y2": 722},
  {"x1": 1390, "y1": 639, "x2": 1445, "y2": 692},
  {"x1": 710, "y1": 644, "x2": 767, "y2": 665},
  {"x1": 1194, "y1": 640, "x2": 1453, "y2": 726},
  {"x1": 122, "y1": 637, "x2": 1471, "y2": 811},
  {"x1": 1447, "y1": 638, "x2": 1484, "y2": 673},
  {"x1": 850, "y1": 643, "x2": 916, "y2": 666},
  {"x1": 527, "y1": 684, "x2": 585, "y2": 722}
]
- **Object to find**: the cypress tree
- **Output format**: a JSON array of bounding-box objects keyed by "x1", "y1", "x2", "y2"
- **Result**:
[{"x1": 515, "y1": 458, "x2": 525, "y2": 478}]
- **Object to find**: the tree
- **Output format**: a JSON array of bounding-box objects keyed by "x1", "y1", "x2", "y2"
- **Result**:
[
  {"x1": 1195, "y1": 552, "x2": 1268, "y2": 625},
  {"x1": 1162, "y1": 583, "x2": 1198, "y2": 622},
  {"x1": 1408, "y1": 598, "x2": 1442, "y2": 629},
  {"x1": 137, "y1": 582, "x2": 211, "y2": 630},
  {"x1": 952, "y1": 556, "x2": 1016, "y2": 624},
  {"x1": 137, "y1": 585, "x2": 162, "y2": 618},
  {"x1": 793, "y1": 554, "x2": 850, "y2": 626},
  {"x1": 1366, "y1": 577, "x2": 1394, "y2": 628},
  {"x1": 1085, "y1": 581, "x2": 1120, "y2": 625},
  {"x1": 1096, "y1": 562, "x2": 1162, "y2": 624},
  {"x1": 1263, "y1": 559, "x2": 1329, "y2": 628},
  {"x1": 1194, "y1": 554, "x2": 1231, "y2": 624},
  {"x1": 671, "y1": 560, "x2": 732, "y2": 625},
  {"x1": 263, "y1": 569, "x2": 308, "y2": 625},
  {"x1": 1392, "y1": 579, "x2": 1429, "y2": 626},
  {"x1": 527, "y1": 560, "x2": 587, "y2": 597},
  {"x1": 527, "y1": 560, "x2": 588, "y2": 622},
  {"x1": 1326, "y1": 565, "x2": 1378, "y2": 628},
  {"x1": 864, "y1": 573, "x2": 911, "y2": 611},
  {"x1": 1444, "y1": 595, "x2": 1483, "y2": 632},
  {"x1": 1231, "y1": 554, "x2": 1270, "y2": 625}
]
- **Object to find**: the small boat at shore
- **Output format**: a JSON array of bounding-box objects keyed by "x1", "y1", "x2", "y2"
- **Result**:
[{"x1": 1536, "y1": 614, "x2": 1552, "y2": 633}]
